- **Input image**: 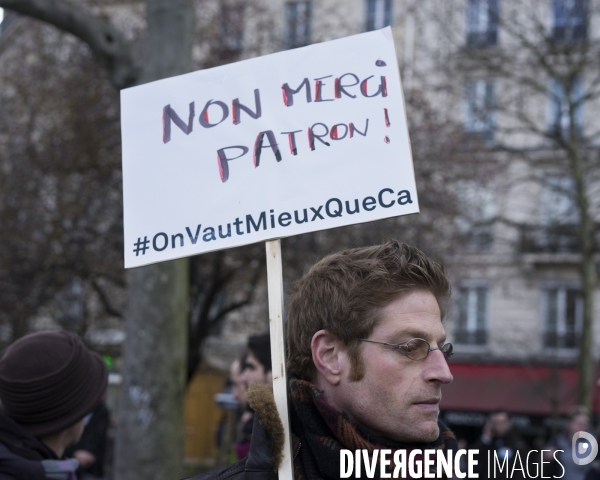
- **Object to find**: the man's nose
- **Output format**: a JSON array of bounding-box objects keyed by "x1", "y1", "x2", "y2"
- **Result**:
[{"x1": 425, "y1": 349, "x2": 453, "y2": 384}]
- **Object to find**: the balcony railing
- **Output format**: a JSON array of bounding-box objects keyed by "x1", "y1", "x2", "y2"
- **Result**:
[
  {"x1": 466, "y1": 30, "x2": 498, "y2": 48},
  {"x1": 519, "y1": 224, "x2": 599, "y2": 254},
  {"x1": 454, "y1": 329, "x2": 488, "y2": 346},
  {"x1": 544, "y1": 331, "x2": 579, "y2": 349},
  {"x1": 552, "y1": 23, "x2": 587, "y2": 42},
  {"x1": 459, "y1": 226, "x2": 494, "y2": 253}
]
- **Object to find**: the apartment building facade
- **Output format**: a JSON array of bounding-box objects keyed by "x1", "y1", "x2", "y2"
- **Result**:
[{"x1": 208, "y1": 0, "x2": 600, "y2": 442}]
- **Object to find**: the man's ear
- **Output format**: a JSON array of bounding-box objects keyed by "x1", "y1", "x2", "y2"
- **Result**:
[{"x1": 311, "y1": 330, "x2": 343, "y2": 386}]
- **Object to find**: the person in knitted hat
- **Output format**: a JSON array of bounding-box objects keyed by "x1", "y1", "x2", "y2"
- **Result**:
[{"x1": 0, "y1": 331, "x2": 108, "y2": 480}]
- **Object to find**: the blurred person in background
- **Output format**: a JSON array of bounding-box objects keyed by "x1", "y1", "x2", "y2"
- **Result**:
[
  {"x1": 234, "y1": 334, "x2": 272, "y2": 460},
  {"x1": 64, "y1": 397, "x2": 110, "y2": 480},
  {"x1": 0, "y1": 331, "x2": 108, "y2": 480},
  {"x1": 239, "y1": 334, "x2": 272, "y2": 388},
  {"x1": 215, "y1": 355, "x2": 249, "y2": 464},
  {"x1": 230, "y1": 357, "x2": 247, "y2": 411},
  {"x1": 472, "y1": 410, "x2": 528, "y2": 480},
  {"x1": 546, "y1": 407, "x2": 592, "y2": 480}
]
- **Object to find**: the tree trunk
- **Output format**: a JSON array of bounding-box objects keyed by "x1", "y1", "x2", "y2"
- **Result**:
[
  {"x1": 115, "y1": 1, "x2": 194, "y2": 479},
  {"x1": 115, "y1": 260, "x2": 189, "y2": 480},
  {"x1": 141, "y1": 0, "x2": 195, "y2": 84},
  {"x1": 571, "y1": 139, "x2": 596, "y2": 412},
  {"x1": 579, "y1": 250, "x2": 595, "y2": 411}
]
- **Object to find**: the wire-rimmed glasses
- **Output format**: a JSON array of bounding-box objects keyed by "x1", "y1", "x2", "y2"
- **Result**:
[{"x1": 360, "y1": 338, "x2": 454, "y2": 361}]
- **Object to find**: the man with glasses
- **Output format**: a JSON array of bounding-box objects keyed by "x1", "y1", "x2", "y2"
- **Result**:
[{"x1": 191, "y1": 240, "x2": 456, "y2": 480}]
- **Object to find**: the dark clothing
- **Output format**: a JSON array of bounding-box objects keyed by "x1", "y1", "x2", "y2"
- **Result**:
[
  {"x1": 64, "y1": 403, "x2": 110, "y2": 478},
  {"x1": 187, "y1": 379, "x2": 458, "y2": 480},
  {"x1": 548, "y1": 433, "x2": 593, "y2": 480},
  {"x1": 234, "y1": 412, "x2": 253, "y2": 461},
  {"x1": 585, "y1": 460, "x2": 600, "y2": 480},
  {"x1": 472, "y1": 431, "x2": 529, "y2": 480},
  {"x1": 0, "y1": 412, "x2": 78, "y2": 480},
  {"x1": 189, "y1": 413, "x2": 276, "y2": 480}
]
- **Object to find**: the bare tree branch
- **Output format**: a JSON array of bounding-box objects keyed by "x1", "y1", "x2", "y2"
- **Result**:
[
  {"x1": 91, "y1": 277, "x2": 123, "y2": 318},
  {"x1": 0, "y1": 0, "x2": 139, "y2": 89}
]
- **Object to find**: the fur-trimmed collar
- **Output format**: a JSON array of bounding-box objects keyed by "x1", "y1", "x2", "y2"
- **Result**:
[{"x1": 246, "y1": 383, "x2": 286, "y2": 472}]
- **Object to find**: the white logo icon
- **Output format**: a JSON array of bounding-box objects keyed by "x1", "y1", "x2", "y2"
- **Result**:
[{"x1": 573, "y1": 432, "x2": 598, "y2": 466}]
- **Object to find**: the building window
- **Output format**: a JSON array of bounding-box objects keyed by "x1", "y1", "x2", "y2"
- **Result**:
[
  {"x1": 541, "y1": 176, "x2": 578, "y2": 226},
  {"x1": 218, "y1": 3, "x2": 245, "y2": 62},
  {"x1": 553, "y1": 0, "x2": 587, "y2": 41},
  {"x1": 365, "y1": 0, "x2": 393, "y2": 31},
  {"x1": 540, "y1": 175, "x2": 579, "y2": 252},
  {"x1": 543, "y1": 286, "x2": 582, "y2": 348},
  {"x1": 549, "y1": 77, "x2": 583, "y2": 139},
  {"x1": 455, "y1": 285, "x2": 488, "y2": 346},
  {"x1": 520, "y1": 176, "x2": 579, "y2": 253},
  {"x1": 455, "y1": 181, "x2": 496, "y2": 252},
  {"x1": 285, "y1": 2, "x2": 312, "y2": 49},
  {"x1": 464, "y1": 80, "x2": 495, "y2": 141},
  {"x1": 466, "y1": 0, "x2": 499, "y2": 47}
]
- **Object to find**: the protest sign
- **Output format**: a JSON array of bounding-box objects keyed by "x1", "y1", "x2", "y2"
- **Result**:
[
  {"x1": 121, "y1": 27, "x2": 418, "y2": 269},
  {"x1": 121, "y1": 27, "x2": 417, "y2": 479}
]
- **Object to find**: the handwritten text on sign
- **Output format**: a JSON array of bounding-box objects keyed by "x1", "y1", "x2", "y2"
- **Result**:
[{"x1": 121, "y1": 27, "x2": 419, "y2": 268}]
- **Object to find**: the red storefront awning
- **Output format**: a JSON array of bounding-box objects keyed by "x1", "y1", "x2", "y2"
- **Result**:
[{"x1": 440, "y1": 363, "x2": 599, "y2": 415}]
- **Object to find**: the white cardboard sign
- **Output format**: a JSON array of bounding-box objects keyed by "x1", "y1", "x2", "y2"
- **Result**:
[{"x1": 121, "y1": 27, "x2": 419, "y2": 268}]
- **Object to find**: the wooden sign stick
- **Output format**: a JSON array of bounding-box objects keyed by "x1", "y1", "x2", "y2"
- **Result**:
[{"x1": 266, "y1": 239, "x2": 294, "y2": 480}]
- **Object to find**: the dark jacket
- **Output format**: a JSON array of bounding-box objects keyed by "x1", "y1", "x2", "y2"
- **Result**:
[
  {"x1": 64, "y1": 402, "x2": 110, "y2": 477},
  {"x1": 190, "y1": 417, "x2": 278, "y2": 480},
  {"x1": 0, "y1": 412, "x2": 78, "y2": 480},
  {"x1": 472, "y1": 430, "x2": 529, "y2": 480},
  {"x1": 186, "y1": 384, "x2": 284, "y2": 480}
]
